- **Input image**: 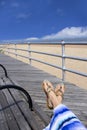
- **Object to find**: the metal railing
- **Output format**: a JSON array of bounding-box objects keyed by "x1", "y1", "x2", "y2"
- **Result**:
[{"x1": 1, "y1": 42, "x2": 87, "y2": 82}]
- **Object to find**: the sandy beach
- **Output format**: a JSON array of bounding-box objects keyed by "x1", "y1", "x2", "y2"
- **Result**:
[{"x1": 2, "y1": 43, "x2": 87, "y2": 90}]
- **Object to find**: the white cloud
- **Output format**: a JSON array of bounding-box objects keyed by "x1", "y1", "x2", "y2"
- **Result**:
[
  {"x1": 26, "y1": 37, "x2": 39, "y2": 41},
  {"x1": 42, "y1": 27, "x2": 87, "y2": 40},
  {"x1": 25, "y1": 27, "x2": 87, "y2": 41}
]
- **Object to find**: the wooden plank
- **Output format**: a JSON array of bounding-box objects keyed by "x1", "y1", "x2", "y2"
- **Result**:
[
  {"x1": 32, "y1": 101, "x2": 50, "y2": 125},
  {"x1": 0, "y1": 54, "x2": 87, "y2": 127},
  {"x1": 0, "y1": 105, "x2": 9, "y2": 130},
  {"x1": 1, "y1": 77, "x2": 46, "y2": 129},
  {"x1": 9, "y1": 88, "x2": 45, "y2": 130},
  {"x1": 0, "y1": 91, "x2": 19, "y2": 130},
  {"x1": 0, "y1": 78, "x2": 4, "y2": 86},
  {"x1": 8, "y1": 90, "x2": 45, "y2": 130},
  {"x1": 7, "y1": 77, "x2": 50, "y2": 125},
  {"x1": 3, "y1": 89, "x2": 31, "y2": 130}
]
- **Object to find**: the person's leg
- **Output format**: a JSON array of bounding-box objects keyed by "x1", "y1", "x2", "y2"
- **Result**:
[
  {"x1": 42, "y1": 80, "x2": 62, "y2": 109},
  {"x1": 42, "y1": 80, "x2": 63, "y2": 130},
  {"x1": 42, "y1": 80, "x2": 87, "y2": 130}
]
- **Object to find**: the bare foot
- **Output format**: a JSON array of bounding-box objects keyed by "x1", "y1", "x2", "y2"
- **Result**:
[
  {"x1": 42, "y1": 80, "x2": 54, "y2": 109},
  {"x1": 55, "y1": 83, "x2": 65, "y2": 102},
  {"x1": 42, "y1": 80, "x2": 62, "y2": 109}
]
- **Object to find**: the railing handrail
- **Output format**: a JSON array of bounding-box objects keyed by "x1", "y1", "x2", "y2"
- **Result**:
[
  {"x1": 5, "y1": 46, "x2": 87, "y2": 61},
  {"x1": 1, "y1": 41, "x2": 87, "y2": 44},
  {"x1": 0, "y1": 42, "x2": 87, "y2": 81}
]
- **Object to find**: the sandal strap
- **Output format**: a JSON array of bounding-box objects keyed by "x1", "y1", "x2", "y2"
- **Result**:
[
  {"x1": 47, "y1": 87, "x2": 64, "y2": 97},
  {"x1": 56, "y1": 90, "x2": 63, "y2": 96},
  {"x1": 47, "y1": 87, "x2": 55, "y2": 94},
  {"x1": 55, "y1": 89, "x2": 64, "y2": 99}
]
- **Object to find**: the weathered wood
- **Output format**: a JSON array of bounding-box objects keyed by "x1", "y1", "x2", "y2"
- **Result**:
[
  {"x1": 5, "y1": 87, "x2": 45, "y2": 130},
  {"x1": 9, "y1": 79, "x2": 50, "y2": 125},
  {"x1": 0, "y1": 53, "x2": 87, "y2": 128},
  {"x1": 0, "y1": 91, "x2": 19, "y2": 130},
  {"x1": 3, "y1": 75, "x2": 50, "y2": 126},
  {"x1": 0, "y1": 105, "x2": 9, "y2": 130},
  {"x1": 3, "y1": 89, "x2": 31, "y2": 130},
  {"x1": 0, "y1": 76, "x2": 49, "y2": 130}
]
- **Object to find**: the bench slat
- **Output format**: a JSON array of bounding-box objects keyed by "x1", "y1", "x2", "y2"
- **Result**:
[
  {"x1": 3, "y1": 89, "x2": 32, "y2": 130},
  {"x1": 10, "y1": 88, "x2": 45, "y2": 130},
  {"x1": 0, "y1": 76, "x2": 50, "y2": 130},
  {"x1": 0, "y1": 91, "x2": 19, "y2": 130},
  {"x1": 0, "y1": 105, "x2": 9, "y2": 130},
  {"x1": 8, "y1": 77, "x2": 50, "y2": 125}
]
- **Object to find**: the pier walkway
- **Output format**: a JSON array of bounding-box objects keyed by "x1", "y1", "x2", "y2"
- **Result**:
[{"x1": 0, "y1": 53, "x2": 87, "y2": 129}]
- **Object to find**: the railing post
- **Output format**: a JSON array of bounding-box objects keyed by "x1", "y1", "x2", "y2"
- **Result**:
[
  {"x1": 28, "y1": 42, "x2": 31, "y2": 65},
  {"x1": 61, "y1": 40, "x2": 65, "y2": 81},
  {"x1": 15, "y1": 43, "x2": 17, "y2": 59},
  {"x1": 7, "y1": 43, "x2": 10, "y2": 55}
]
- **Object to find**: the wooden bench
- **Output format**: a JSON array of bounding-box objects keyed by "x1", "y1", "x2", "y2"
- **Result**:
[{"x1": 0, "y1": 64, "x2": 50, "y2": 130}]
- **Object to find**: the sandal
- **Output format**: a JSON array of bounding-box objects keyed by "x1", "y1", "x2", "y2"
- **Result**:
[
  {"x1": 42, "y1": 80, "x2": 65, "y2": 109},
  {"x1": 42, "y1": 80, "x2": 55, "y2": 109},
  {"x1": 55, "y1": 83, "x2": 65, "y2": 99}
]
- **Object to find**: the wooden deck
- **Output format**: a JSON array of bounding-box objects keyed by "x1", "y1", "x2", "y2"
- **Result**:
[{"x1": 0, "y1": 53, "x2": 87, "y2": 128}]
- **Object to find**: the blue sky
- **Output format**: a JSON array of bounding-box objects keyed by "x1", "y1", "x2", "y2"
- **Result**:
[{"x1": 0, "y1": 0, "x2": 87, "y2": 42}]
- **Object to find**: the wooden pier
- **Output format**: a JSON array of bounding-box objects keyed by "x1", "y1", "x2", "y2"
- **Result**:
[{"x1": 0, "y1": 53, "x2": 87, "y2": 129}]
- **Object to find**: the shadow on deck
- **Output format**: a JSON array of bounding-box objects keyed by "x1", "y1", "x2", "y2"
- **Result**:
[{"x1": 0, "y1": 53, "x2": 87, "y2": 128}]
